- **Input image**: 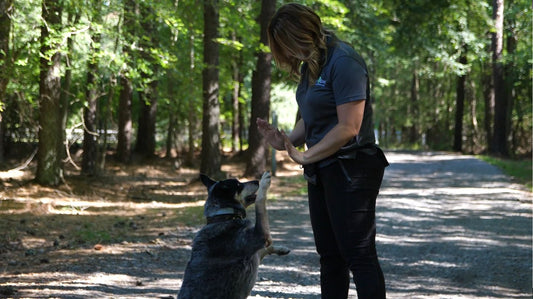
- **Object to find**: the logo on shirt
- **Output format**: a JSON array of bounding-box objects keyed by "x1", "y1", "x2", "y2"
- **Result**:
[{"x1": 315, "y1": 76, "x2": 327, "y2": 87}]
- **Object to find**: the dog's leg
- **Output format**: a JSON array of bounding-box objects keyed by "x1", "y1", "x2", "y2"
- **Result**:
[
  {"x1": 255, "y1": 171, "x2": 272, "y2": 247},
  {"x1": 259, "y1": 245, "x2": 291, "y2": 260}
]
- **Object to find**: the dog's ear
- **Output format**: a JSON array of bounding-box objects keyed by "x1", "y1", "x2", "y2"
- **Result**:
[{"x1": 200, "y1": 174, "x2": 216, "y2": 188}]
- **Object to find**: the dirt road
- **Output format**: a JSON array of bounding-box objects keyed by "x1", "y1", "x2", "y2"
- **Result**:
[
  {"x1": 1, "y1": 151, "x2": 531, "y2": 298},
  {"x1": 251, "y1": 151, "x2": 532, "y2": 298}
]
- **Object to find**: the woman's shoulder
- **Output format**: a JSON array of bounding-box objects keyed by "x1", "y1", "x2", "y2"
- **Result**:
[
  {"x1": 328, "y1": 41, "x2": 367, "y2": 71},
  {"x1": 329, "y1": 40, "x2": 355, "y2": 56}
]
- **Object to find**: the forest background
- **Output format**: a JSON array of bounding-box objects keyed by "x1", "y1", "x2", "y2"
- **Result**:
[{"x1": 0, "y1": 0, "x2": 531, "y2": 185}]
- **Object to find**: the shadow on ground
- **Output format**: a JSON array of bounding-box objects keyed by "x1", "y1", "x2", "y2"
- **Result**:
[{"x1": 0, "y1": 151, "x2": 531, "y2": 298}]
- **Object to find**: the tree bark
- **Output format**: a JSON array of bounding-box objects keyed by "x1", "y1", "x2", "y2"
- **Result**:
[
  {"x1": 135, "y1": 3, "x2": 158, "y2": 157},
  {"x1": 60, "y1": 12, "x2": 80, "y2": 161},
  {"x1": 116, "y1": 0, "x2": 135, "y2": 163},
  {"x1": 36, "y1": 0, "x2": 63, "y2": 186},
  {"x1": 238, "y1": 91, "x2": 245, "y2": 152},
  {"x1": 230, "y1": 32, "x2": 243, "y2": 153},
  {"x1": 117, "y1": 74, "x2": 133, "y2": 163},
  {"x1": 136, "y1": 81, "x2": 158, "y2": 157},
  {"x1": 0, "y1": 0, "x2": 13, "y2": 164},
  {"x1": 165, "y1": 108, "x2": 176, "y2": 158},
  {"x1": 200, "y1": 0, "x2": 221, "y2": 177},
  {"x1": 244, "y1": 0, "x2": 275, "y2": 178},
  {"x1": 82, "y1": 4, "x2": 101, "y2": 175},
  {"x1": 491, "y1": 0, "x2": 507, "y2": 156},
  {"x1": 482, "y1": 62, "x2": 494, "y2": 152},
  {"x1": 407, "y1": 71, "x2": 419, "y2": 144},
  {"x1": 504, "y1": 0, "x2": 516, "y2": 154},
  {"x1": 453, "y1": 48, "x2": 467, "y2": 152},
  {"x1": 231, "y1": 59, "x2": 240, "y2": 153},
  {"x1": 186, "y1": 34, "x2": 195, "y2": 165}
]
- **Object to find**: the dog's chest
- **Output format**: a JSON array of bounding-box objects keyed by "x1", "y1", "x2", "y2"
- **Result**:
[{"x1": 193, "y1": 221, "x2": 255, "y2": 256}]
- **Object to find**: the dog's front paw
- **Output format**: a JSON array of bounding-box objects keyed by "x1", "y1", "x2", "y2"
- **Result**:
[
  {"x1": 265, "y1": 234, "x2": 273, "y2": 248},
  {"x1": 272, "y1": 245, "x2": 290, "y2": 256},
  {"x1": 259, "y1": 171, "x2": 271, "y2": 190}
]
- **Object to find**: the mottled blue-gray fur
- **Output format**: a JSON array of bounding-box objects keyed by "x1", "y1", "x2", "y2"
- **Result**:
[{"x1": 178, "y1": 172, "x2": 289, "y2": 299}]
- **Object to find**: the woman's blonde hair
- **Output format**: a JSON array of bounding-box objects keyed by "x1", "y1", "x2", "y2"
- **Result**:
[{"x1": 267, "y1": 3, "x2": 330, "y2": 85}]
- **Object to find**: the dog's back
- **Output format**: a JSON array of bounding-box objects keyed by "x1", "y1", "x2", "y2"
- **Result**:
[{"x1": 178, "y1": 219, "x2": 265, "y2": 299}]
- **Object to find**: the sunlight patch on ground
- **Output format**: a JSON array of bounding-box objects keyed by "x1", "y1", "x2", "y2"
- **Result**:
[
  {"x1": 0, "y1": 169, "x2": 27, "y2": 180},
  {"x1": 380, "y1": 187, "x2": 529, "y2": 197},
  {"x1": 250, "y1": 281, "x2": 321, "y2": 298},
  {"x1": 50, "y1": 241, "x2": 182, "y2": 257},
  {"x1": 77, "y1": 272, "x2": 134, "y2": 286},
  {"x1": 385, "y1": 152, "x2": 476, "y2": 163},
  {"x1": 259, "y1": 264, "x2": 319, "y2": 276},
  {"x1": 1, "y1": 272, "x2": 178, "y2": 298},
  {"x1": 414, "y1": 259, "x2": 466, "y2": 268},
  {"x1": 387, "y1": 280, "x2": 531, "y2": 299},
  {"x1": 0, "y1": 197, "x2": 204, "y2": 215}
]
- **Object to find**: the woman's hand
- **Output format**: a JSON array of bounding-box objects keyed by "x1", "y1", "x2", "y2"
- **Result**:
[
  {"x1": 256, "y1": 118, "x2": 285, "y2": 150},
  {"x1": 282, "y1": 131, "x2": 306, "y2": 165}
]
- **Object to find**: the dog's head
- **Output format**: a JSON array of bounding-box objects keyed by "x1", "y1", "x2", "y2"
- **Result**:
[{"x1": 200, "y1": 174, "x2": 260, "y2": 221}]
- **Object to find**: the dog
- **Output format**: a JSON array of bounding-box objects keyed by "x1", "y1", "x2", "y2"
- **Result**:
[{"x1": 178, "y1": 172, "x2": 290, "y2": 299}]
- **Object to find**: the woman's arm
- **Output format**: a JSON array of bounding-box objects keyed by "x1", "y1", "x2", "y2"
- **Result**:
[
  {"x1": 288, "y1": 118, "x2": 306, "y2": 147},
  {"x1": 283, "y1": 100, "x2": 365, "y2": 165}
]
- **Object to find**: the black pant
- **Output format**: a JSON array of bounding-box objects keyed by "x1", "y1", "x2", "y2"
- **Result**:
[{"x1": 307, "y1": 152, "x2": 386, "y2": 299}]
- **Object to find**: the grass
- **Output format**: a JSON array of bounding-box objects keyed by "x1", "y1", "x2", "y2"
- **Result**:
[
  {"x1": 175, "y1": 206, "x2": 205, "y2": 226},
  {"x1": 478, "y1": 155, "x2": 532, "y2": 192},
  {"x1": 74, "y1": 225, "x2": 112, "y2": 244},
  {"x1": 275, "y1": 175, "x2": 307, "y2": 196}
]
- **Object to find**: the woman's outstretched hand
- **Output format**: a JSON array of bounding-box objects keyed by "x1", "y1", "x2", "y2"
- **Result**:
[
  {"x1": 281, "y1": 131, "x2": 306, "y2": 165},
  {"x1": 256, "y1": 118, "x2": 286, "y2": 151}
]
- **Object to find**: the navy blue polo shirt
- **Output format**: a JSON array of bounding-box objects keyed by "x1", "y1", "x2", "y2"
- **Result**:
[{"x1": 296, "y1": 38, "x2": 375, "y2": 152}]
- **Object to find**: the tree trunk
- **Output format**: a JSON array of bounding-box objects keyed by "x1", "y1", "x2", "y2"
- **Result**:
[
  {"x1": 165, "y1": 108, "x2": 176, "y2": 158},
  {"x1": 231, "y1": 61, "x2": 240, "y2": 153},
  {"x1": 0, "y1": 0, "x2": 13, "y2": 164},
  {"x1": 468, "y1": 79, "x2": 480, "y2": 153},
  {"x1": 453, "y1": 48, "x2": 467, "y2": 152},
  {"x1": 135, "y1": 3, "x2": 158, "y2": 158},
  {"x1": 238, "y1": 90, "x2": 245, "y2": 152},
  {"x1": 200, "y1": 0, "x2": 221, "y2": 177},
  {"x1": 491, "y1": 0, "x2": 507, "y2": 156},
  {"x1": 117, "y1": 74, "x2": 133, "y2": 163},
  {"x1": 244, "y1": 0, "x2": 275, "y2": 178},
  {"x1": 98, "y1": 76, "x2": 115, "y2": 170},
  {"x1": 407, "y1": 71, "x2": 419, "y2": 144},
  {"x1": 116, "y1": 0, "x2": 135, "y2": 163},
  {"x1": 136, "y1": 81, "x2": 158, "y2": 157},
  {"x1": 36, "y1": 0, "x2": 63, "y2": 186},
  {"x1": 82, "y1": 68, "x2": 98, "y2": 175},
  {"x1": 482, "y1": 62, "x2": 494, "y2": 152},
  {"x1": 186, "y1": 34, "x2": 195, "y2": 165},
  {"x1": 60, "y1": 12, "x2": 80, "y2": 161},
  {"x1": 165, "y1": 69, "x2": 176, "y2": 159},
  {"x1": 230, "y1": 32, "x2": 243, "y2": 153},
  {"x1": 504, "y1": 2, "x2": 516, "y2": 154},
  {"x1": 82, "y1": 6, "x2": 101, "y2": 175}
]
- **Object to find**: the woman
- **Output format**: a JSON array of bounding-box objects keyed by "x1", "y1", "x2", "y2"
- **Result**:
[{"x1": 257, "y1": 3, "x2": 388, "y2": 298}]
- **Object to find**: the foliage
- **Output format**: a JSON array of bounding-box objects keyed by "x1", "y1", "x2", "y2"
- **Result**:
[{"x1": 0, "y1": 0, "x2": 531, "y2": 166}]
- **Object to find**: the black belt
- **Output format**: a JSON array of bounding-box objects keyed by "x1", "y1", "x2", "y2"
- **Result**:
[{"x1": 303, "y1": 144, "x2": 388, "y2": 185}]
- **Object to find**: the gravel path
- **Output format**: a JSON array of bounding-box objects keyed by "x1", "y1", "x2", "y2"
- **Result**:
[
  {"x1": 1, "y1": 151, "x2": 531, "y2": 298},
  {"x1": 251, "y1": 151, "x2": 532, "y2": 298}
]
